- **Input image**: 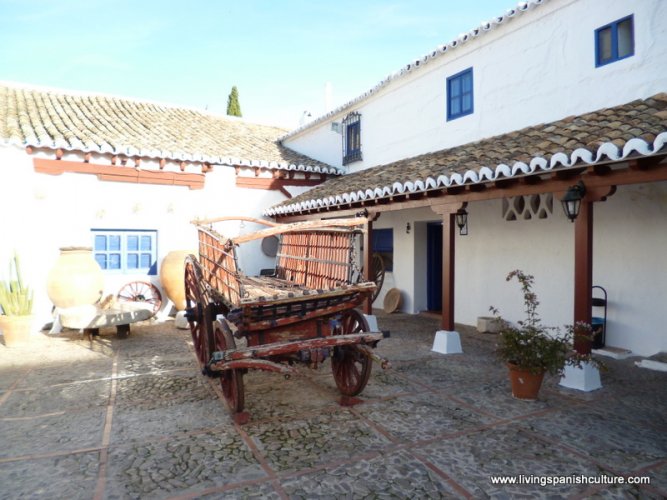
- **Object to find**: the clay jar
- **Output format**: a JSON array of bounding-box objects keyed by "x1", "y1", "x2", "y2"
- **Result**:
[
  {"x1": 159, "y1": 250, "x2": 193, "y2": 311},
  {"x1": 47, "y1": 247, "x2": 104, "y2": 308}
]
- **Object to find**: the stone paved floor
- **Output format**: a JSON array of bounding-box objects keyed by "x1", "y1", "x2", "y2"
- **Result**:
[{"x1": 1, "y1": 311, "x2": 666, "y2": 499}]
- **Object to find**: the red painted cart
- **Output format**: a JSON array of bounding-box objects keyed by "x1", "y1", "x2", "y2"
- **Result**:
[{"x1": 184, "y1": 216, "x2": 389, "y2": 422}]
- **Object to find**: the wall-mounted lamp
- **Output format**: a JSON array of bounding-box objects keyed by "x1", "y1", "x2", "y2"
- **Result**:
[
  {"x1": 455, "y1": 208, "x2": 468, "y2": 236},
  {"x1": 406, "y1": 222, "x2": 411, "y2": 234},
  {"x1": 560, "y1": 181, "x2": 586, "y2": 222}
]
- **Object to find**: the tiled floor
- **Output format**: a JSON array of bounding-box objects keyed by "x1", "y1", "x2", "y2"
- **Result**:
[{"x1": 0, "y1": 312, "x2": 665, "y2": 499}]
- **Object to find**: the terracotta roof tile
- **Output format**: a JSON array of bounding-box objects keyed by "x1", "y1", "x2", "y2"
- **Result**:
[
  {"x1": 0, "y1": 83, "x2": 340, "y2": 174},
  {"x1": 267, "y1": 94, "x2": 667, "y2": 215}
]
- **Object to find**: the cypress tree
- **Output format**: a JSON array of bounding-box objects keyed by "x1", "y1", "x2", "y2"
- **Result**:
[{"x1": 226, "y1": 86, "x2": 242, "y2": 117}]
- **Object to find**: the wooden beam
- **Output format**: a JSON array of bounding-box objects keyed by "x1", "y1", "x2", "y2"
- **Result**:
[
  {"x1": 236, "y1": 177, "x2": 325, "y2": 191},
  {"x1": 33, "y1": 158, "x2": 205, "y2": 189},
  {"x1": 191, "y1": 215, "x2": 281, "y2": 227},
  {"x1": 224, "y1": 217, "x2": 368, "y2": 245}
]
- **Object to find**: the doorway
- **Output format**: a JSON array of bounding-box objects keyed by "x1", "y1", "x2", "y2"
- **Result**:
[{"x1": 427, "y1": 222, "x2": 442, "y2": 311}]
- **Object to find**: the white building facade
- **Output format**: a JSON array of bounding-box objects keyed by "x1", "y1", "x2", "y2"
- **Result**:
[{"x1": 270, "y1": 0, "x2": 667, "y2": 357}]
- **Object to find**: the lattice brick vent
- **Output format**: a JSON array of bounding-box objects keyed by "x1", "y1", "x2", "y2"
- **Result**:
[{"x1": 502, "y1": 194, "x2": 553, "y2": 221}]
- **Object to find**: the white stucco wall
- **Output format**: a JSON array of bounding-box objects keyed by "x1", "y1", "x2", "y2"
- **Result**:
[
  {"x1": 377, "y1": 182, "x2": 667, "y2": 357},
  {"x1": 0, "y1": 145, "x2": 288, "y2": 328},
  {"x1": 284, "y1": 0, "x2": 667, "y2": 172}
]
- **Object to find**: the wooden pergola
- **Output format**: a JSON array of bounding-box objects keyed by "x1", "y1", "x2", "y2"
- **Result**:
[{"x1": 273, "y1": 155, "x2": 667, "y2": 354}]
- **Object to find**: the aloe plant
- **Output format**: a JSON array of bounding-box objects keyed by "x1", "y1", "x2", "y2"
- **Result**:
[{"x1": 0, "y1": 253, "x2": 33, "y2": 316}]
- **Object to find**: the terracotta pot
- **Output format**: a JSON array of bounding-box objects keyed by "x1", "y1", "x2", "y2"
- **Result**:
[
  {"x1": 507, "y1": 363, "x2": 545, "y2": 400},
  {"x1": 0, "y1": 315, "x2": 34, "y2": 347},
  {"x1": 159, "y1": 251, "x2": 194, "y2": 311},
  {"x1": 47, "y1": 247, "x2": 104, "y2": 308}
]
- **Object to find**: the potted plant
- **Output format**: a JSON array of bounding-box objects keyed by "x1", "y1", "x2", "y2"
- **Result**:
[
  {"x1": 0, "y1": 253, "x2": 34, "y2": 347},
  {"x1": 491, "y1": 270, "x2": 596, "y2": 400}
]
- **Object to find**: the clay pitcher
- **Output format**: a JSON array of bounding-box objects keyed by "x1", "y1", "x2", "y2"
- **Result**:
[
  {"x1": 47, "y1": 247, "x2": 104, "y2": 308},
  {"x1": 159, "y1": 250, "x2": 194, "y2": 311}
]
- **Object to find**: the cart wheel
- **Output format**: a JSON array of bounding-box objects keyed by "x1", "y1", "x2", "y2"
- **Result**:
[
  {"x1": 116, "y1": 280, "x2": 162, "y2": 316},
  {"x1": 370, "y1": 253, "x2": 385, "y2": 303},
  {"x1": 184, "y1": 257, "x2": 213, "y2": 367},
  {"x1": 214, "y1": 319, "x2": 245, "y2": 413},
  {"x1": 331, "y1": 309, "x2": 372, "y2": 396}
]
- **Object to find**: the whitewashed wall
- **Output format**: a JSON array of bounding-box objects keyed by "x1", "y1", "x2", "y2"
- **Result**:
[
  {"x1": 379, "y1": 182, "x2": 667, "y2": 357},
  {"x1": 0, "y1": 144, "x2": 287, "y2": 328},
  {"x1": 285, "y1": 0, "x2": 667, "y2": 172}
]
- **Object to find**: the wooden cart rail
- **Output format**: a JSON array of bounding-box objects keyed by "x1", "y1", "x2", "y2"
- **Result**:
[
  {"x1": 230, "y1": 283, "x2": 374, "y2": 332},
  {"x1": 210, "y1": 331, "x2": 383, "y2": 363},
  {"x1": 194, "y1": 217, "x2": 368, "y2": 312}
]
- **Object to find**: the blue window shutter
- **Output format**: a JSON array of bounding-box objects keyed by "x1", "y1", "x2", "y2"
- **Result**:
[
  {"x1": 595, "y1": 15, "x2": 634, "y2": 67},
  {"x1": 447, "y1": 67, "x2": 474, "y2": 121}
]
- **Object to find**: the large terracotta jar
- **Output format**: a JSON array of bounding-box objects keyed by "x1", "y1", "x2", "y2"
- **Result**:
[
  {"x1": 159, "y1": 250, "x2": 194, "y2": 311},
  {"x1": 47, "y1": 247, "x2": 104, "y2": 308}
]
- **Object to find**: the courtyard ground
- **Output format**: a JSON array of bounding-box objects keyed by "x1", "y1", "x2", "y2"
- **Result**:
[{"x1": 0, "y1": 311, "x2": 665, "y2": 499}]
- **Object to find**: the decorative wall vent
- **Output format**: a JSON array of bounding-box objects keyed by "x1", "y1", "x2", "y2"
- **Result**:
[{"x1": 502, "y1": 194, "x2": 553, "y2": 221}]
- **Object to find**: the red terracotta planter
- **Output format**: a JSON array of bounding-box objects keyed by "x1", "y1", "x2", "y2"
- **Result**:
[{"x1": 507, "y1": 363, "x2": 545, "y2": 400}]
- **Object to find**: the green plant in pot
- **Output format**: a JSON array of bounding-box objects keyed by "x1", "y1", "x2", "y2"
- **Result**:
[
  {"x1": 491, "y1": 270, "x2": 597, "y2": 400},
  {"x1": 0, "y1": 253, "x2": 34, "y2": 347}
]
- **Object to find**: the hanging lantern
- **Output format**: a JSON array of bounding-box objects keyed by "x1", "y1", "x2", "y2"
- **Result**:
[{"x1": 561, "y1": 181, "x2": 587, "y2": 222}]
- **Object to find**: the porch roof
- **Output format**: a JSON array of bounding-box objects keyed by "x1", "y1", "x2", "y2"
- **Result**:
[
  {"x1": 266, "y1": 93, "x2": 667, "y2": 216},
  {"x1": 0, "y1": 82, "x2": 340, "y2": 175}
]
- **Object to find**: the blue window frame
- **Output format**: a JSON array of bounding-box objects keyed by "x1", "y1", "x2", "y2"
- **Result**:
[
  {"x1": 447, "y1": 68, "x2": 473, "y2": 121},
  {"x1": 342, "y1": 112, "x2": 362, "y2": 165},
  {"x1": 372, "y1": 228, "x2": 393, "y2": 271},
  {"x1": 595, "y1": 15, "x2": 634, "y2": 67},
  {"x1": 92, "y1": 229, "x2": 158, "y2": 275}
]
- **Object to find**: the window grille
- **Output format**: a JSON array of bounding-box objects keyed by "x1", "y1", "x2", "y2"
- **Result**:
[{"x1": 342, "y1": 112, "x2": 362, "y2": 165}]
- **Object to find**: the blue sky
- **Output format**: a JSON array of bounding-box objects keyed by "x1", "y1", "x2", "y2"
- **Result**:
[{"x1": 1, "y1": 0, "x2": 513, "y2": 128}]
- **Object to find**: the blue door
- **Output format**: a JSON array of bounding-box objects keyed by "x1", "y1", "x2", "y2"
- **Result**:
[{"x1": 427, "y1": 223, "x2": 442, "y2": 311}]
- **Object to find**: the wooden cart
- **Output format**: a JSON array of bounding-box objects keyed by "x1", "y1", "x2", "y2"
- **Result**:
[{"x1": 184, "y1": 216, "x2": 390, "y2": 422}]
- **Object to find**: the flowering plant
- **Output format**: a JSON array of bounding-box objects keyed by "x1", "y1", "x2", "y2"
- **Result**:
[{"x1": 491, "y1": 270, "x2": 599, "y2": 376}]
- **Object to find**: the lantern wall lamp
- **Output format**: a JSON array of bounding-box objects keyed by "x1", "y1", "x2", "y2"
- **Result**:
[
  {"x1": 455, "y1": 208, "x2": 468, "y2": 236},
  {"x1": 560, "y1": 180, "x2": 587, "y2": 222}
]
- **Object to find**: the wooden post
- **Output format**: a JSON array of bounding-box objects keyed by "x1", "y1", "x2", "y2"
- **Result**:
[
  {"x1": 571, "y1": 185, "x2": 615, "y2": 354},
  {"x1": 431, "y1": 202, "x2": 466, "y2": 331},
  {"x1": 363, "y1": 218, "x2": 373, "y2": 315},
  {"x1": 442, "y1": 212, "x2": 455, "y2": 331},
  {"x1": 573, "y1": 200, "x2": 593, "y2": 354}
]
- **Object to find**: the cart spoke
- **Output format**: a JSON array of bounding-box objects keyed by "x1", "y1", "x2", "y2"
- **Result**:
[
  {"x1": 331, "y1": 309, "x2": 372, "y2": 396},
  {"x1": 214, "y1": 319, "x2": 245, "y2": 413},
  {"x1": 185, "y1": 258, "x2": 212, "y2": 367}
]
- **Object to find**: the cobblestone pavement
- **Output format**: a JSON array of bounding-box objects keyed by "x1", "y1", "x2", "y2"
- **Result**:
[{"x1": 1, "y1": 312, "x2": 666, "y2": 499}]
